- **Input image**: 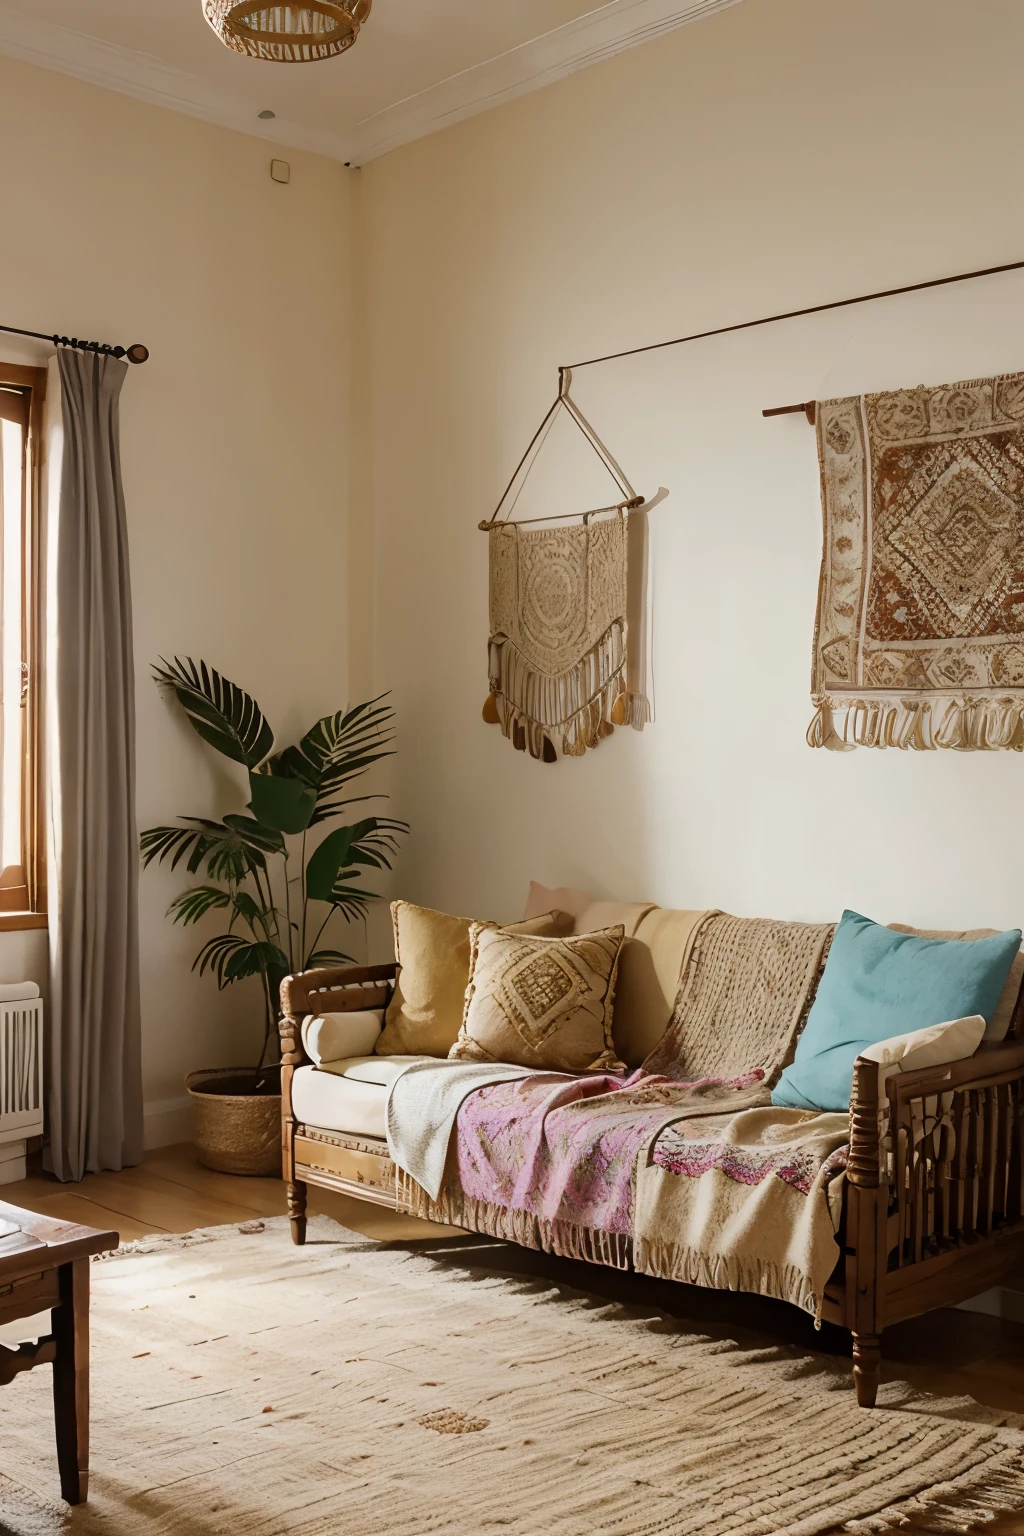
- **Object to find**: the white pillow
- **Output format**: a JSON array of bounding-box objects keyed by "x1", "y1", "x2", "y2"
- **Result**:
[
  {"x1": 301, "y1": 1010, "x2": 384, "y2": 1066},
  {"x1": 859, "y1": 1014, "x2": 985, "y2": 1094}
]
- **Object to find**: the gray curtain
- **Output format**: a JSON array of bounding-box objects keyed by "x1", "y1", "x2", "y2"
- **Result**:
[{"x1": 47, "y1": 349, "x2": 143, "y2": 1181}]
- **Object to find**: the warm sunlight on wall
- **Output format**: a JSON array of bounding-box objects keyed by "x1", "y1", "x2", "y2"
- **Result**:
[{"x1": 352, "y1": 0, "x2": 1024, "y2": 935}]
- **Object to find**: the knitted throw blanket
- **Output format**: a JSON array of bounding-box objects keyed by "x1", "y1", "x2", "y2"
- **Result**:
[
  {"x1": 810, "y1": 371, "x2": 1024, "y2": 751},
  {"x1": 487, "y1": 509, "x2": 650, "y2": 760},
  {"x1": 634, "y1": 1107, "x2": 850, "y2": 1321},
  {"x1": 643, "y1": 911, "x2": 835, "y2": 1083}
]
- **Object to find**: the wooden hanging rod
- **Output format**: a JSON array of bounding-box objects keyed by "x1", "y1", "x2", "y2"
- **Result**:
[
  {"x1": 763, "y1": 401, "x2": 817, "y2": 424},
  {"x1": 479, "y1": 494, "x2": 645, "y2": 532}
]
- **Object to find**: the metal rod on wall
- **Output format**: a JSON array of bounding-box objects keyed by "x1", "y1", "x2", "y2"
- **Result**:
[
  {"x1": 0, "y1": 321, "x2": 149, "y2": 364},
  {"x1": 555, "y1": 254, "x2": 1024, "y2": 422}
]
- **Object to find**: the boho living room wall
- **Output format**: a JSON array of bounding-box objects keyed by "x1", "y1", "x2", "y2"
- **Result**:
[
  {"x1": 0, "y1": 53, "x2": 353, "y2": 1145},
  {"x1": 351, "y1": 0, "x2": 1024, "y2": 939}
]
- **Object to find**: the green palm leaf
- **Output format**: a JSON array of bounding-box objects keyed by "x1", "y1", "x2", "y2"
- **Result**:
[
  {"x1": 271, "y1": 695, "x2": 396, "y2": 824},
  {"x1": 140, "y1": 818, "x2": 270, "y2": 882},
  {"x1": 194, "y1": 934, "x2": 289, "y2": 989},
  {"x1": 167, "y1": 885, "x2": 231, "y2": 926},
  {"x1": 154, "y1": 657, "x2": 274, "y2": 769}
]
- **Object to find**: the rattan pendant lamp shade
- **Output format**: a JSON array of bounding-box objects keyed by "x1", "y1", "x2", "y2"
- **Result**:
[{"x1": 203, "y1": 1, "x2": 371, "y2": 62}]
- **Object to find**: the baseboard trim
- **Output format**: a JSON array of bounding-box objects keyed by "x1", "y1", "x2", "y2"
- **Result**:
[
  {"x1": 0, "y1": 1137, "x2": 26, "y2": 1184},
  {"x1": 957, "y1": 1286, "x2": 1024, "y2": 1326},
  {"x1": 143, "y1": 1094, "x2": 193, "y2": 1151}
]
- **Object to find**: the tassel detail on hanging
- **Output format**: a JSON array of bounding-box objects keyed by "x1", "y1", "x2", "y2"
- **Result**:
[
  {"x1": 489, "y1": 623, "x2": 629, "y2": 759},
  {"x1": 807, "y1": 694, "x2": 1024, "y2": 751}
]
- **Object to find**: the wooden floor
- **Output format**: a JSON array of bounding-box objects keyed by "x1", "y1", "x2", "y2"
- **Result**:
[{"x1": 3, "y1": 1144, "x2": 1024, "y2": 1535}]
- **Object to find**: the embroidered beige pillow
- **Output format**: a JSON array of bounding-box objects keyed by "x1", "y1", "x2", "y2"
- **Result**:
[
  {"x1": 450, "y1": 923, "x2": 627, "y2": 1073},
  {"x1": 376, "y1": 902, "x2": 575, "y2": 1058}
]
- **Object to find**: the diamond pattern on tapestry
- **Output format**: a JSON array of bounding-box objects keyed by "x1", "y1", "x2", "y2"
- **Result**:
[{"x1": 809, "y1": 371, "x2": 1024, "y2": 751}]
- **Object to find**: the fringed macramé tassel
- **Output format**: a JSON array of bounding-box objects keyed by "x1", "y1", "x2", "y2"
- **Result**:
[{"x1": 490, "y1": 623, "x2": 629, "y2": 760}]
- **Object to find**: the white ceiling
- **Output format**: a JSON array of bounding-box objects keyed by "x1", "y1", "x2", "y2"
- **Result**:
[{"x1": 0, "y1": 0, "x2": 745, "y2": 164}]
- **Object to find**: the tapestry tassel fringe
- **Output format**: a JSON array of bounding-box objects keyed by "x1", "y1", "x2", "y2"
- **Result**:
[{"x1": 807, "y1": 694, "x2": 1024, "y2": 752}]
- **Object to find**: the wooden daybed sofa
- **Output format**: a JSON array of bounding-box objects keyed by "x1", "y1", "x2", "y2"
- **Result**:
[{"x1": 278, "y1": 894, "x2": 1024, "y2": 1409}]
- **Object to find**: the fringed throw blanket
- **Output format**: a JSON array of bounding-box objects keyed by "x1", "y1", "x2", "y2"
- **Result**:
[
  {"x1": 487, "y1": 508, "x2": 650, "y2": 760},
  {"x1": 810, "y1": 371, "x2": 1024, "y2": 751},
  {"x1": 397, "y1": 1070, "x2": 772, "y2": 1270},
  {"x1": 643, "y1": 911, "x2": 835, "y2": 1082},
  {"x1": 634, "y1": 1106, "x2": 849, "y2": 1321}
]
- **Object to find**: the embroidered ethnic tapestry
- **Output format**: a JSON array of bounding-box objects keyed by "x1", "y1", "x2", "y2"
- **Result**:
[
  {"x1": 487, "y1": 509, "x2": 650, "y2": 760},
  {"x1": 809, "y1": 371, "x2": 1024, "y2": 750}
]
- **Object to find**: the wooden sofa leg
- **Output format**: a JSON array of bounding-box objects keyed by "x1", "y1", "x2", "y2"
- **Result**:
[
  {"x1": 287, "y1": 1180, "x2": 307, "y2": 1245},
  {"x1": 852, "y1": 1332, "x2": 882, "y2": 1408}
]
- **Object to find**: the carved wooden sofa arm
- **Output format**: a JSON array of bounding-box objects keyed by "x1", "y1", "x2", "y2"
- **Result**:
[
  {"x1": 278, "y1": 962, "x2": 398, "y2": 1243},
  {"x1": 846, "y1": 1038, "x2": 1024, "y2": 1406}
]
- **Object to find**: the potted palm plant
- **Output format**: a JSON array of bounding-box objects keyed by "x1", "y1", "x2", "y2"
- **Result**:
[{"x1": 141, "y1": 659, "x2": 406, "y2": 1176}]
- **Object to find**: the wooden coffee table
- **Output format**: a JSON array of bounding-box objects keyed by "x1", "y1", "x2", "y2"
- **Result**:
[{"x1": 0, "y1": 1199, "x2": 118, "y2": 1504}]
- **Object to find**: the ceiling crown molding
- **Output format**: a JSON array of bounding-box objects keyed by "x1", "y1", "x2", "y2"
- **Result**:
[
  {"x1": 350, "y1": 0, "x2": 745, "y2": 164},
  {"x1": 0, "y1": 5, "x2": 354, "y2": 161},
  {"x1": 0, "y1": 0, "x2": 744, "y2": 167}
]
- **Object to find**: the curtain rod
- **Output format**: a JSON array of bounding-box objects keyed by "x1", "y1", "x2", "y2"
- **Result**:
[
  {"x1": 0, "y1": 321, "x2": 149, "y2": 365},
  {"x1": 560, "y1": 256, "x2": 1024, "y2": 384}
]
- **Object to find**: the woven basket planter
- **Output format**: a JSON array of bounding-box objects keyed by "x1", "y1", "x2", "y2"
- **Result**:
[{"x1": 186, "y1": 1068, "x2": 281, "y2": 1177}]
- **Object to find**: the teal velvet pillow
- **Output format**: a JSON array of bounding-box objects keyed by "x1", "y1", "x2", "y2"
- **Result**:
[{"x1": 772, "y1": 910, "x2": 1021, "y2": 1112}]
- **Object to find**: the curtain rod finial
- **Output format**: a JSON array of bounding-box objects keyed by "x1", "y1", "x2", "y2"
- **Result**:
[{"x1": 126, "y1": 344, "x2": 149, "y2": 365}]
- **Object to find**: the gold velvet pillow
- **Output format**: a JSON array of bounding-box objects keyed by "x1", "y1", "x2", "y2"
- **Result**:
[
  {"x1": 376, "y1": 902, "x2": 574, "y2": 1058},
  {"x1": 450, "y1": 923, "x2": 626, "y2": 1073}
]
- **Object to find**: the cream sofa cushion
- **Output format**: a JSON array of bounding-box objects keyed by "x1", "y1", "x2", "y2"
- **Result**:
[
  {"x1": 301, "y1": 1010, "x2": 383, "y2": 1065},
  {"x1": 377, "y1": 902, "x2": 574, "y2": 1059},
  {"x1": 889, "y1": 924, "x2": 1024, "y2": 1042},
  {"x1": 614, "y1": 908, "x2": 708, "y2": 1067},
  {"x1": 859, "y1": 1015, "x2": 985, "y2": 1093},
  {"x1": 291, "y1": 1055, "x2": 423, "y2": 1140}
]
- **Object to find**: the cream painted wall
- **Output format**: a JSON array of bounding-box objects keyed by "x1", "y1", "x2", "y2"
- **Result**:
[
  {"x1": 0, "y1": 53, "x2": 353, "y2": 1127},
  {"x1": 353, "y1": 0, "x2": 1024, "y2": 938}
]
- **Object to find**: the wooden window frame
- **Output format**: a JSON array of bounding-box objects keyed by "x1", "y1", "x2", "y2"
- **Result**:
[{"x1": 0, "y1": 361, "x2": 47, "y2": 930}]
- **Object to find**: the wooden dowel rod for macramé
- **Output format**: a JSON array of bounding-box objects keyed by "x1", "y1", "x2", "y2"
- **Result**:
[
  {"x1": 763, "y1": 401, "x2": 817, "y2": 424},
  {"x1": 479, "y1": 491, "x2": 663, "y2": 532}
]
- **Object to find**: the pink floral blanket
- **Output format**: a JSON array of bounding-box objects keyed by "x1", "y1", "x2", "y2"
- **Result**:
[{"x1": 401, "y1": 1068, "x2": 772, "y2": 1268}]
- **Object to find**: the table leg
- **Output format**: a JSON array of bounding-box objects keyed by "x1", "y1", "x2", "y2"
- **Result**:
[{"x1": 52, "y1": 1258, "x2": 89, "y2": 1503}]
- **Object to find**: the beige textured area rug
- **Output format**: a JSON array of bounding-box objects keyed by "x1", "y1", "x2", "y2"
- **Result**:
[{"x1": 1, "y1": 1216, "x2": 1023, "y2": 1535}]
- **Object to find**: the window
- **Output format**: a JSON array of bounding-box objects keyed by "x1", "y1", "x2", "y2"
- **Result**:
[{"x1": 0, "y1": 362, "x2": 46, "y2": 927}]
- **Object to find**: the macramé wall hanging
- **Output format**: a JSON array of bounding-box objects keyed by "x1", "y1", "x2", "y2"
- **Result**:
[
  {"x1": 484, "y1": 253, "x2": 1024, "y2": 762},
  {"x1": 479, "y1": 369, "x2": 656, "y2": 763}
]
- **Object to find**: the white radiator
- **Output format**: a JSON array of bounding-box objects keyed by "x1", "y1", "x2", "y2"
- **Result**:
[{"x1": 0, "y1": 987, "x2": 43, "y2": 1144}]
